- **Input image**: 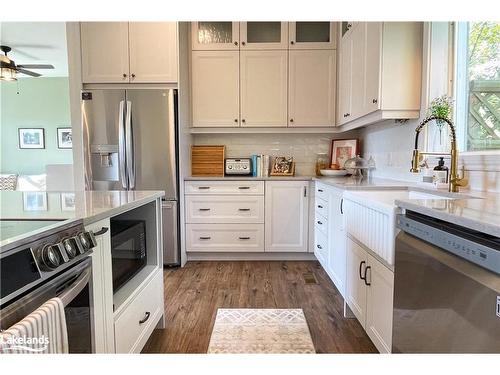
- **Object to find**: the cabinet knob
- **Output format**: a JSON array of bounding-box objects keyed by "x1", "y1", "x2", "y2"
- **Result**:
[
  {"x1": 290, "y1": 41, "x2": 295, "y2": 45},
  {"x1": 241, "y1": 41, "x2": 246, "y2": 46},
  {"x1": 122, "y1": 73, "x2": 127, "y2": 78},
  {"x1": 290, "y1": 118, "x2": 294, "y2": 123},
  {"x1": 131, "y1": 73, "x2": 136, "y2": 78},
  {"x1": 372, "y1": 98, "x2": 378, "y2": 104},
  {"x1": 242, "y1": 119, "x2": 246, "y2": 123},
  {"x1": 347, "y1": 23, "x2": 352, "y2": 29},
  {"x1": 234, "y1": 118, "x2": 238, "y2": 123},
  {"x1": 317, "y1": 244, "x2": 322, "y2": 249},
  {"x1": 234, "y1": 41, "x2": 238, "y2": 46},
  {"x1": 346, "y1": 113, "x2": 350, "y2": 117}
]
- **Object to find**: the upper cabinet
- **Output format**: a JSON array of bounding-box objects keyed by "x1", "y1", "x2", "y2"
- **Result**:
[
  {"x1": 81, "y1": 22, "x2": 178, "y2": 84},
  {"x1": 191, "y1": 22, "x2": 240, "y2": 50},
  {"x1": 240, "y1": 22, "x2": 288, "y2": 49},
  {"x1": 289, "y1": 22, "x2": 337, "y2": 49},
  {"x1": 337, "y1": 22, "x2": 423, "y2": 127}
]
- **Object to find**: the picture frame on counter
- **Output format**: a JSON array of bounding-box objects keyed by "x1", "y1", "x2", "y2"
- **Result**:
[
  {"x1": 270, "y1": 156, "x2": 295, "y2": 176},
  {"x1": 23, "y1": 192, "x2": 48, "y2": 211},
  {"x1": 330, "y1": 138, "x2": 359, "y2": 169},
  {"x1": 57, "y1": 127, "x2": 73, "y2": 149},
  {"x1": 18, "y1": 128, "x2": 45, "y2": 149}
]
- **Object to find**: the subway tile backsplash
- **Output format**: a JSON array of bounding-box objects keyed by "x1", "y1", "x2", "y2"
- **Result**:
[{"x1": 193, "y1": 132, "x2": 358, "y2": 176}]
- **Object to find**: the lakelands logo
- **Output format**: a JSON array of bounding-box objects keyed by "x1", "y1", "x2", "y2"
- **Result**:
[{"x1": 0, "y1": 330, "x2": 49, "y2": 353}]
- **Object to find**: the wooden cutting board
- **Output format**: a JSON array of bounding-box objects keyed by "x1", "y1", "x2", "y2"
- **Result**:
[{"x1": 191, "y1": 145, "x2": 225, "y2": 176}]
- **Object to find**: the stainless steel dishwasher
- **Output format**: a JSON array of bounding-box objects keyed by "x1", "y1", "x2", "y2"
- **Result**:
[{"x1": 392, "y1": 211, "x2": 500, "y2": 353}]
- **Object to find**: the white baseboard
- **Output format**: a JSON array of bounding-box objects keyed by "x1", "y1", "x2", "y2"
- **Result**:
[{"x1": 186, "y1": 252, "x2": 317, "y2": 261}]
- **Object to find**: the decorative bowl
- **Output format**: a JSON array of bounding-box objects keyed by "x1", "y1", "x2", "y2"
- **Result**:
[{"x1": 320, "y1": 169, "x2": 348, "y2": 177}]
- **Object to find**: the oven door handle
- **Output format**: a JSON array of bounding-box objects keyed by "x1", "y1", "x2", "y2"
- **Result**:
[{"x1": 58, "y1": 268, "x2": 91, "y2": 307}]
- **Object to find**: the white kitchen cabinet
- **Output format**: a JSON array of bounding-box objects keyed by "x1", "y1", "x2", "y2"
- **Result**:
[
  {"x1": 288, "y1": 50, "x2": 336, "y2": 127},
  {"x1": 289, "y1": 22, "x2": 337, "y2": 49},
  {"x1": 240, "y1": 22, "x2": 288, "y2": 50},
  {"x1": 265, "y1": 181, "x2": 309, "y2": 252},
  {"x1": 191, "y1": 51, "x2": 240, "y2": 127},
  {"x1": 81, "y1": 22, "x2": 178, "y2": 84},
  {"x1": 185, "y1": 180, "x2": 264, "y2": 195},
  {"x1": 186, "y1": 223, "x2": 264, "y2": 252},
  {"x1": 128, "y1": 22, "x2": 178, "y2": 83},
  {"x1": 81, "y1": 22, "x2": 130, "y2": 83},
  {"x1": 185, "y1": 195, "x2": 264, "y2": 224},
  {"x1": 365, "y1": 252, "x2": 394, "y2": 354},
  {"x1": 86, "y1": 219, "x2": 115, "y2": 353},
  {"x1": 326, "y1": 188, "x2": 346, "y2": 296},
  {"x1": 191, "y1": 22, "x2": 240, "y2": 50},
  {"x1": 337, "y1": 22, "x2": 423, "y2": 127},
  {"x1": 345, "y1": 236, "x2": 394, "y2": 353},
  {"x1": 240, "y1": 50, "x2": 288, "y2": 127}
]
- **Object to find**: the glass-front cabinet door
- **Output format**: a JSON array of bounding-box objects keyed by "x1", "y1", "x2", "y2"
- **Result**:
[
  {"x1": 240, "y1": 22, "x2": 288, "y2": 49},
  {"x1": 289, "y1": 22, "x2": 337, "y2": 49},
  {"x1": 191, "y1": 22, "x2": 240, "y2": 50}
]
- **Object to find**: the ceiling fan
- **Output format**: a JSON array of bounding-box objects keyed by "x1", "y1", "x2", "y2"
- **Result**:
[{"x1": 0, "y1": 45, "x2": 54, "y2": 81}]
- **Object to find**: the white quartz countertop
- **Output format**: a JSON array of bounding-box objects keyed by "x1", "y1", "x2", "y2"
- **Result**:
[
  {"x1": 314, "y1": 176, "x2": 412, "y2": 190},
  {"x1": 185, "y1": 176, "x2": 313, "y2": 181},
  {"x1": 0, "y1": 190, "x2": 164, "y2": 247}
]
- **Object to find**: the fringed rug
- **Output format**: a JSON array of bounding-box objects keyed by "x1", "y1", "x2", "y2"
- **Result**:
[{"x1": 207, "y1": 308, "x2": 315, "y2": 354}]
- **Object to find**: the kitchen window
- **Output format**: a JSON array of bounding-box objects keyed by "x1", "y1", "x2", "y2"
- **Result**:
[{"x1": 454, "y1": 22, "x2": 500, "y2": 152}]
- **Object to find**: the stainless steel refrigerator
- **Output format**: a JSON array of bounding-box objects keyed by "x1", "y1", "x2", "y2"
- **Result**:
[{"x1": 82, "y1": 89, "x2": 180, "y2": 266}]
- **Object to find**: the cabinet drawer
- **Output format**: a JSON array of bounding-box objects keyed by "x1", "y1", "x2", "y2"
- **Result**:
[
  {"x1": 185, "y1": 181, "x2": 264, "y2": 195},
  {"x1": 186, "y1": 195, "x2": 264, "y2": 223},
  {"x1": 114, "y1": 270, "x2": 163, "y2": 353},
  {"x1": 315, "y1": 197, "x2": 328, "y2": 218},
  {"x1": 315, "y1": 211, "x2": 328, "y2": 236},
  {"x1": 314, "y1": 227, "x2": 328, "y2": 263},
  {"x1": 186, "y1": 224, "x2": 264, "y2": 252},
  {"x1": 315, "y1": 183, "x2": 329, "y2": 201}
]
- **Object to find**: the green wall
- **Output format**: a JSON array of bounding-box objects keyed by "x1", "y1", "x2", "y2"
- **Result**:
[{"x1": 0, "y1": 77, "x2": 72, "y2": 175}]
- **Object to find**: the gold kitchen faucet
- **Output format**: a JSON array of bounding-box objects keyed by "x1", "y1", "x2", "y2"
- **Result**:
[{"x1": 410, "y1": 116, "x2": 468, "y2": 193}]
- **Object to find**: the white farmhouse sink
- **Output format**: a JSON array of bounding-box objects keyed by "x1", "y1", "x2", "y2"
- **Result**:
[{"x1": 342, "y1": 189, "x2": 456, "y2": 266}]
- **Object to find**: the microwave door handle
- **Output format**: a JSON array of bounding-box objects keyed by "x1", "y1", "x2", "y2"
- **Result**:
[
  {"x1": 118, "y1": 100, "x2": 128, "y2": 190},
  {"x1": 58, "y1": 268, "x2": 91, "y2": 307},
  {"x1": 125, "y1": 100, "x2": 135, "y2": 190}
]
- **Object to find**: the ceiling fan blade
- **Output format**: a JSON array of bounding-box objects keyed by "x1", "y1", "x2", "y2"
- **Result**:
[
  {"x1": 17, "y1": 64, "x2": 54, "y2": 69},
  {"x1": 17, "y1": 68, "x2": 41, "y2": 77}
]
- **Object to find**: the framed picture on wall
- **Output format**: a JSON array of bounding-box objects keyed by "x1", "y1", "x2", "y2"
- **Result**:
[
  {"x1": 330, "y1": 139, "x2": 359, "y2": 169},
  {"x1": 57, "y1": 127, "x2": 72, "y2": 149},
  {"x1": 60, "y1": 193, "x2": 76, "y2": 211},
  {"x1": 23, "y1": 192, "x2": 48, "y2": 211},
  {"x1": 18, "y1": 128, "x2": 45, "y2": 149}
]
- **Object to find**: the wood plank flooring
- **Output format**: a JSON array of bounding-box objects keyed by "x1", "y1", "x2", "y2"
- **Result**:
[{"x1": 142, "y1": 261, "x2": 377, "y2": 354}]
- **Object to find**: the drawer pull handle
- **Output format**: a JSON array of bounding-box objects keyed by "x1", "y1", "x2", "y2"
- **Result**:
[
  {"x1": 238, "y1": 208, "x2": 250, "y2": 211},
  {"x1": 199, "y1": 236, "x2": 211, "y2": 240},
  {"x1": 318, "y1": 189, "x2": 324, "y2": 192},
  {"x1": 198, "y1": 186, "x2": 210, "y2": 190},
  {"x1": 239, "y1": 236, "x2": 251, "y2": 240},
  {"x1": 317, "y1": 221, "x2": 323, "y2": 225},
  {"x1": 359, "y1": 261, "x2": 366, "y2": 280},
  {"x1": 316, "y1": 244, "x2": 322, "y2": 249},
  {"x1": 238, "y1": 186, "x2": 250, "y2": 190},
  {"x1": 199, "y1": 208, "x2": 211, "y2": 211},
  {"x1": 93, "y1": 227, "x2": 109, "y2": 236},
  {"x1": 364, "y1": 266, "x2": 371, "y2": 286},
  {"x1": 317, "y1": 205, "x2": 323, "y2": 209},
  {"x1": 340, "y1": 198, "x2": 344, "y2": 214},
  {"x1": 139, "y1": 311, "x2": 151, "y2": 324}
]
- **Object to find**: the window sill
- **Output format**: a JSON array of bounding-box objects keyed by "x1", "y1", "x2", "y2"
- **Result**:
[{"x1": 460, "y1": 150, "x2": 500, "y2": 172}]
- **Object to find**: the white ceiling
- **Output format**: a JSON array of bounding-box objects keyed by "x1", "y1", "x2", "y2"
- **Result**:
[{"x1": 0, "y1": 22, "x2": 68, "y2": 77}]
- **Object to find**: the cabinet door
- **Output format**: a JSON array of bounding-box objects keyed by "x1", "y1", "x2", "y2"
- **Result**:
[
  {"x1": 363, "y1": 22, "x2": 382, "y2": 114},
  {"x1": 81, "y1": 22, "x2": 129, "y2": 83},
  {"x1": 365, "y1": 253, "x2": 394, "y2": 353},
  {"x1": 191, "y1": 22, "x2": 239, "y2": 50},
  {"x1": 265, "y1": 181, "x2": 309, "y2": 252},
  {"x1": 289, "y1": 22, "x2": 337, "y2": 49},
  {"x1": 327, "y1": 190, "x2": 346, "y2": 297},
  {"x1": 350, "y1": 23, "x2": 366, "y2": 120},
  {"x1": 240, "y1": 22, "x2": 288, "y2": 49},
  {"x1": 240, "y1": 50, "x2": 287, "y2": 127},
  {"x1": 289, "y1": 50, "x2": 336, "y2": 127},
  {"x1": 338, "y1": 35, "x2": 353, "y2": 125},
  {"x1": 128, "y1": 22, "x2": 178, "y2": 83},
  {"x1": 346, "y1": 237, "x2": 367, "y2": 326},
  {"x1": 191, "y1": 51, "x2": 239, "y2": 127}
]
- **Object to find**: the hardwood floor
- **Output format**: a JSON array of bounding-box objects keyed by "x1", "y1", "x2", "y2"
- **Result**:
[{"x1": 142, "y1": 261, "x2": 377, "y2": 354}]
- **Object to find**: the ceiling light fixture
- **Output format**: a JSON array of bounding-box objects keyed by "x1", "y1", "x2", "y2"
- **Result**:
[{"x1": 0, "y1": 52, "x2": 17, "y2": 81}]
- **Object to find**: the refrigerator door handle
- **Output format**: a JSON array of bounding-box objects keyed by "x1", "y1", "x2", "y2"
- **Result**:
[
  {"x1": 167, "y1": 90, "x2": 177, "y2": 193},
  {"x1": 125, "y1": 100, "x2": 135, "y2": 190},
  {"x1": 118, "y1": 100, "x2": 128, "y2": 189}
]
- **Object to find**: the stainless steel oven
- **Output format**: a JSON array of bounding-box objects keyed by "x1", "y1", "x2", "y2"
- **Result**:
[
  {"x1": 110, "y1": 219, "x2": 147, "y2": 293},
  {"x1": 393, "y1": 211, "x2": 500, "y2": 353}
]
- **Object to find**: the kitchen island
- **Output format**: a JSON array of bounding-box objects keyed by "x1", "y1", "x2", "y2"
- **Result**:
[{"x1": 0, "y1": 190, "x2": 165, "y2": 354}]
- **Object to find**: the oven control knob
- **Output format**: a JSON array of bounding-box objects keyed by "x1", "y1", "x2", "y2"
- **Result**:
[
  {"x1": 40, "y1": 244, "x2": 62, "y2": 270},
  {"x1": 62, "y1": 238, "x2": 78, "y2": 259},
  {"x1": 78, "y1": 233, "x2": 91, "y2": 251}
]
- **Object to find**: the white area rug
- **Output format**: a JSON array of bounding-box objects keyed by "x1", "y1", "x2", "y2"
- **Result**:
[{"x1": 207, "y1": 308, "x2": 315, "y2": 354}]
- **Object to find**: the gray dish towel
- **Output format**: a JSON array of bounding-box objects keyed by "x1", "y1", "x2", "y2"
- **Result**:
[{"x1": 0, "y1": 297, "x2": 69, "y2": 354}]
